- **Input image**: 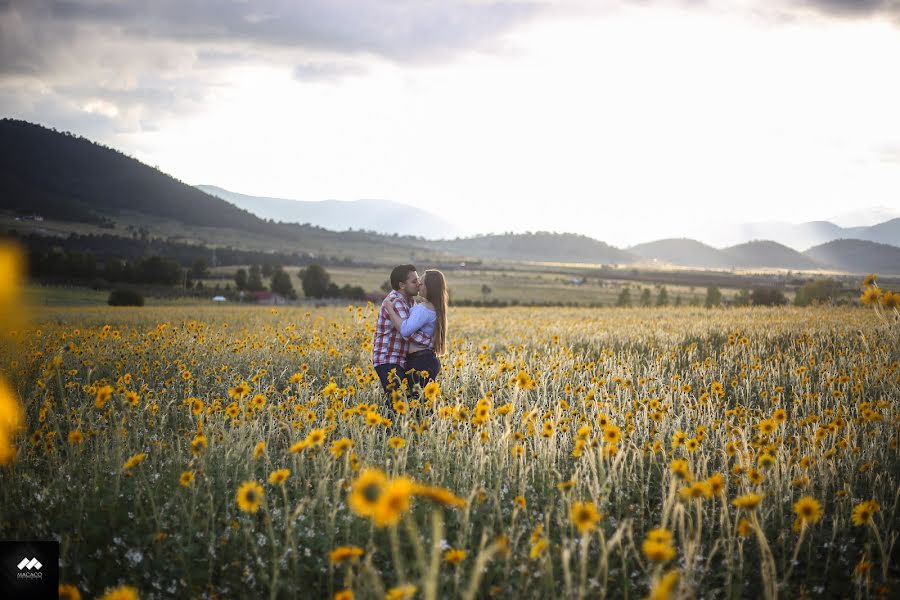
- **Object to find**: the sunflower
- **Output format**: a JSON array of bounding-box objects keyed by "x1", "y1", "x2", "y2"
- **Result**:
[
  {"x1": 851, "y1": 500, "x2": 880, "y2": 526},
  {"x1": 250, "y1": 394, "x2": 266, "y2": 410},
  {"x1": 225, "y1": 402, "x2": 240, "y2": 418},
  {"x1": 373, "y1": 477, "x2": 414, "y2": 527},
  {"x1": 646, "y1": 528, "x2": 673, "y2": 544},
  {"x1": 881, "y1": 290, "x2": 899, "y2": 309},
  {"x1": 122, "y1": 452, "x2": 146, "y2": 471},
  {"x1": 414, "y1": 484, "x2": 466, "y2": 508},
  {"x1": 189, "y1": 398, "x2": 204, "y2": 415},
  {"x1": 68, "y1": 430, "x2": 84, "y2": 445},
  {"x1": 732, "y1": 493, "x2": 764, "y2": 510},
  {"x1": 645, "y1": 569, "x2": 679, "y2": 600},
  {"x1": 330, "y1": 437, "x2": 353, "y2": 459},
  {"x1": 334, "y1": 590, "x2": 354, "y2": 600},
  {"x1": 422, "y1": 381, "x2": 441, "y2": 401},
  {"x1": 305, "y1": 428, "x2": 326, "y2": 447},
  {"x1": 670, "y1": 459, "x2": 692, "y2": 481},
  {"x1": 349, "y1": 469, "x2": 387, "y2": 518},
  {"x1": 736, "y1": 518, "x2": 751, "y2": 537},
  {"x1": 706, "y1": 473, "x2": 726, "y2": 496},
  {"x1": 862, "y1": 273, "x2": 877, "y2": 287},
  {"x1": 253, "y1": 441, "x2": 266, "y2": 459},
  {"x1": 642, "y1": 539, "x2": 676, "y2": 563},
  {"x1": 603, "y1": 424, "x2": 621, "y2": 445},
  {"x1": 529, "y1": 538, "x2": 548, "y2": 559},
  {"x1": 95, "y1": 385, "x2": 113, "y2": 409},
  {"x1": 59, "y1": 584, "x2": 82, "y2": 600},
  {"x1": 570, "y1": 500, "x2": 602, "y2": 533},
  {"x1": 860, "y1": 286, "x2": 882, "y2": 306},
  {"x1": 190, "y1": 434, "x2": 207, "y2": 454},
  {"x1": 236, "y1": 480, "x2": 264, "y2": 513},
  {"x1": 268, "y1": 469, "x2": 290, "y2": 485},
  {"x1": 328, "y1": 545, "x2": 364, "y2": 565},
  {"x1": 179, "y1": 470, "x2": 194, "y2": 487},
  {"x1": 757, "y1": 454, "x2": 775, "y2": 469},
  {"x1": 793, "y1": 496, "x2": 822, "y2": 525},
  {"x1": 444, "y1": 548, "x2": 467, "y2": 565},
  {"x1": 385, "y1": 585, "x2": 417, "y2": 600},
  {"x1": 388, "y1": 437, "x2": 406, "y2": 449},
  {"x1": 97, "y1": 586, "x2": 139, "y2": 600}
]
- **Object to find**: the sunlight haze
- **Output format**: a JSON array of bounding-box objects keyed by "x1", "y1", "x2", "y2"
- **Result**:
[{"x1": 3, "y1": 0, "x2": 899, "y2": 246}]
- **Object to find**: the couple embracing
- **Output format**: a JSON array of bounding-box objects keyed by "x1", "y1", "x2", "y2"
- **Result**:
[{"x1": 372, "y1": 265, "x2": 448, "y2": 401}]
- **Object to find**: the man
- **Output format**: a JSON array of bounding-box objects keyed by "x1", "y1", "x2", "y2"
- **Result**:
[{"x1": 372, "y1": 265, "x2": 432, "y2": 397}]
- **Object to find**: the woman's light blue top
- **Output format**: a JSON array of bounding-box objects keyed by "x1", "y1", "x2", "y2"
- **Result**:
[{"x1": 401, "y1": 303, "x2": 436, "y2": 340}]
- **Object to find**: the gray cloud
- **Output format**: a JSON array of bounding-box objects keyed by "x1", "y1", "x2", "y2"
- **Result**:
[
  {"x1": 2, "y1": 0, "x2": 540, "y2": 72},
  {"x1": 0, "y1": 0, "x2": 540, "y2": 134},
  {"x1": 799, "y1": 0, "x2": 900, "y2": 18}
]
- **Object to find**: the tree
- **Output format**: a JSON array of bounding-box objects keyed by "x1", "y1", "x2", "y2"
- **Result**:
[
  {"x1": 261, "y1": 263, "x2": 274, "y2": 278},
  {"x1": 299, "y1": 264, "x2": 332, "y2": 298},
  {"x1": 751, "y1": 287, "x2": 788, "y2": 306},
  {"x1": 794, "y1": 279, "x2": 839, "y2": 306},
  {"x1": 616, "y1": 287, "x2": 632, "y2": 307},
  {"x1": 705, "y1": 286, "x2": 722, "y2": 308},
  {"x1": 656, "y1": 286, "x2": 669, "y2": 307},
  {"x1": 733, "y1": 288, "x2": 752, "y2": 307},
  {"x1": 640, "y1": 288, "x2": 652, "y2": 307},
  {"x1": 234, "y1": 268, "x2": 248, "y2": 291},
  {"x1": 481, "y1": 284, "x2": 492, "y2": 300},
  {"x1": 270, "y1": 266, "x2": 296, "y2": 299},
  {"x1": 247, "y1": 264, "x2": 264, "y2": 292},
  {"x1": 189, "y1": 258, "x2": 209, "y2": 281}
]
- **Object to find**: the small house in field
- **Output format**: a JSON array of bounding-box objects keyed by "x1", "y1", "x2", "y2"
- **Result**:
[
  {"x1": 211, "y1": 296, "x2": 227, "y2": 303},
  {"x1": 252, "y1": 291, "x2": 287, "y2": 305}
]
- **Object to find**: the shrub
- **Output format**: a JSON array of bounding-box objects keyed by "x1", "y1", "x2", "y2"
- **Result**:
[{"x1": 108, "y1": 288, "x2": 144, "y2": 306}]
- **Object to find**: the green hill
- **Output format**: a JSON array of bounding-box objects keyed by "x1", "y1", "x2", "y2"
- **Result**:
[
  {"x1": 723, "y1": 240, "x2": 823, "y2": 270},
  {"x1": 433, "y1": 232, "x2": 634, "y2": 264},
  {"x1": 804, "y1": 239, "x2": 900, "y2": 275}
]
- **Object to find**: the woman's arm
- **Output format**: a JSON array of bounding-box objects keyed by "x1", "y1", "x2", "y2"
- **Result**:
[{"x1": 400, "y1": 305, "x2": 431, "y2": 338}]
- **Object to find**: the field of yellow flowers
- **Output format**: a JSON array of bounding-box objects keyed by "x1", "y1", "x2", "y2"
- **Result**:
[{"x1": 1, "y1": 292, "x2": 898, "y2": 598}]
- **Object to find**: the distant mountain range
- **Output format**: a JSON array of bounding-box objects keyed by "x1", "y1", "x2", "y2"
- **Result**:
[
  {"x1": 1, "y1": 119, "x2": 898, "y2": 274},
  {"x1": 196, "y1": 185, "x2": 463, "y2": 239},
  {"x1": 628, "y1": 238, "x2": 900, "y2": 274},
  {"x1": 689, "y1": 218, "x2": 900, "y2": 250}
]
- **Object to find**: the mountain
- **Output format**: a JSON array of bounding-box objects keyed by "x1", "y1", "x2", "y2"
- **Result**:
[
  {"x1": 722, "y1": 240, "x2": 823, "y2": 270},
  {"x1": 804, "y1": 239, "x2": 900, "y2": 275},
  {"x1": 0, "y1": 119, "x2": 442, "y2": 263},
  {"x1": 827, "y1": 206, "x2": 900, "y2": 228},
  {"x1": 692, "y1": 219, "x2": 899, "y2": 250},
  {"x1": 627, "y1": 238, "x2": 733, "y2": 269},
  {"x1": 0, "y1": 119, "x2": 273, "y2": 234},
  {"x1": 197, "y1": 185, "x2": 462, "y2": 239},
  {"x1": 848, "y1": 218, "x2": 900, "y2": 247},
  {"x1": 431, "y1": 232, "x2": 634, "y2": 264}
]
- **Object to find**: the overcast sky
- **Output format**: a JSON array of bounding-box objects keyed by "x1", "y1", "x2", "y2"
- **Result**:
[{"x1": 2, "y1": 0, "x2": 900, "y2": 245}]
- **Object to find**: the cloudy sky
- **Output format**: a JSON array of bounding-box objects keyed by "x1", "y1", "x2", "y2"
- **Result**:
[{"x1": 3, "y1": 0, "x2": 900, "y2": 245}]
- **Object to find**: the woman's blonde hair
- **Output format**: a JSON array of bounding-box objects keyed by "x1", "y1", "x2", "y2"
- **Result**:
[{"x1": 423, "y1": 269, "x2": 448, "y2": 355}]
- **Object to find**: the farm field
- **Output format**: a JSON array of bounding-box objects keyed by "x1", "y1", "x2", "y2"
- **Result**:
[{"x1": 1, "y1": 303, "x2": 898, "y2": 599}]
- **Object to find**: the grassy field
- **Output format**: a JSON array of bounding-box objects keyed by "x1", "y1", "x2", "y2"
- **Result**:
[
  {"x1": 203, "y1": 265, "x2": 753, "y2": 306},
  {"x1": 1, "y1": 298, "x2": 898, "y2": 599}
]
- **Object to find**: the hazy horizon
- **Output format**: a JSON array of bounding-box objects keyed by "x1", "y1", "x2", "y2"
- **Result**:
[{"x1": 3, "y1": 0, "x2": 900, "y2": 247}]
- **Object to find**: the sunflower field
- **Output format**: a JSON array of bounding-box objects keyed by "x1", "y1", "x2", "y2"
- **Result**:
[{"x1": 1, "y1": 265, "x2": 898, "y2": 599}]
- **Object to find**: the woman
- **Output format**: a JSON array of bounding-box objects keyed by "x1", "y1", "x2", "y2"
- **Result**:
[{"x1": 384, "y1": 269, "x2": 448, "y2": 393}]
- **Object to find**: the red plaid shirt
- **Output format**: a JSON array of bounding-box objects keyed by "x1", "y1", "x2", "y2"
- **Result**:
[{"x1": 372, "y1": 290, "x2": 433, "y2": 367}]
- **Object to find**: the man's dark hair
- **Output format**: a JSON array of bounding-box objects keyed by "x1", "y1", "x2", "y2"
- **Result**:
[{"x1": 390, "y1": 265, "x2": 416, "y2": 291}]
